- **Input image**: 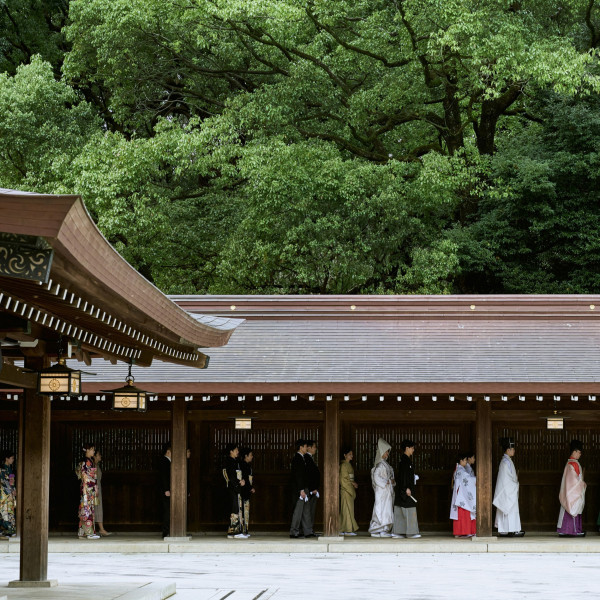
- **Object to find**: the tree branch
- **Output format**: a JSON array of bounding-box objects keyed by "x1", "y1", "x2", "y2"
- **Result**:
[
  {"x1": 586, "y1": 0, "x2": 600, "y2": 48},
  {"x1": 305, "y1": 6, "x2": 410, "y2": 68},
  {"x1": 224, "y1": 19, "x2": 353, "y2": 100}
]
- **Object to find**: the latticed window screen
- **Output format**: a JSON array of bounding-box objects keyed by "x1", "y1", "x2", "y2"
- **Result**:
[
  {"x1": 495, "y1": 427, "x2": 600, "y2": 472},
  {"x1": 71, "y1": 425, "x2": 170, "y2": 471},
  {"x1": 0, "y1": 423, "x2": 17, "y2": 457},
  {"x1": 353, "y1": 425, "x2": 463, "y2": 473},
  {"x1": 211, "y1": 425, "x2": 321, "y2": 471}
]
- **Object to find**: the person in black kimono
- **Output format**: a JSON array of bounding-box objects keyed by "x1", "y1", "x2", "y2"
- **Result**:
[
  {"x1": 240, "y1": 448, "x2": 255, "y2": 536},
  {"x1": 223, "y1": 443, "x2": 247, "y2": 539},
  {"x1": 392, "y1": 439, "x2": 421, "y2": 538},
  {"x1": 159, "y1": 443, "x2": 171, "y2": 538},
  {"x1": 304, "y1": 440, "x2": 320, "y2": 538},
  {"x1": 289, "y1": 439, "x2": 310, "y2": 538}
]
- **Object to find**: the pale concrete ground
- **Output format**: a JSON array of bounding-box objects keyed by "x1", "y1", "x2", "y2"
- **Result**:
[
  {"x1": 1, "y1": 550, "x2": 600, "y2": 600},
  {"x1": 0, "y1": 581, "x2": 173, "y2": 600}
]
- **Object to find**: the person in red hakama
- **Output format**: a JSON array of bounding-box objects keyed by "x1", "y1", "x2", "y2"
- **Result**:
[{"x1": 450, "y1": 452, "x2": 476, "y2": 538}]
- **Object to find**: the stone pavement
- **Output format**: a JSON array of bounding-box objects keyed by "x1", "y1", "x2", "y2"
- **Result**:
[
  {"x1": 1, "y1": 551, "x2": 600, "y2": 600},
  {"x1": 0, "y1": 582, "x2": 174, "y2": 600}
]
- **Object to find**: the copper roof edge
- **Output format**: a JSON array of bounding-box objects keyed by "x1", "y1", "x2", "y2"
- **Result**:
[{"x1": 170, "y1": 294, "x2": 600, "y2": 319}]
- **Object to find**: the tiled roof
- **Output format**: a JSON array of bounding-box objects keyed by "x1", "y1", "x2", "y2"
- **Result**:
[{"x1": 80, "y1": 314, "x2": 600, "y2": 386}]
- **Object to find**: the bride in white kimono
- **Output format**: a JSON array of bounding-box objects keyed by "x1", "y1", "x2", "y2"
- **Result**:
[
  {"x1": 369, "y1": 438, "x2": 395, "y2": 538},
  {"x1": 493, "y1": 438, "x2": 524, "y2": 537}
]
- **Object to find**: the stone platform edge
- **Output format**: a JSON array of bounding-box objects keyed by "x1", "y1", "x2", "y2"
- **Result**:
[{"x1": 2, "y1": 537, "x2": 599, "y2": 554}]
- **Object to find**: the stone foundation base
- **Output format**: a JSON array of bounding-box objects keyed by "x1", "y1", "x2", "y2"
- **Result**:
[{"x1": 8, "y1": 579, "x2": 58, "y2": 588}]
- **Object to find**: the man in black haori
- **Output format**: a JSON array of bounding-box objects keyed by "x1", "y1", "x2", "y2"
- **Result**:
[
  {"x1": 392, "y1": 439, "x2": 421, "y2": 538},
  {"x1": 289, "y1": 439, "x2": 310, "y2": 538},
  {"x1": 304, "y1": 440, "x2": 320, "y2": 538},
  {"x1": 223, "y1": 443, "x2": 247, "y2": 539},
  {"x1": 240, "y1": 448, "x2": 255, "y2": 537},
  {"x1": 159, "y1": 443, "x2": 171, "y2": 538}
]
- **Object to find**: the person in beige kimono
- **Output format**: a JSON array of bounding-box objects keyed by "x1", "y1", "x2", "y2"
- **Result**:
[
  {"x1": 339, "y1": 447, "x2": 358, "y2": 536},
  {"x1": 557, "y1": 439, "x2": 586, "y2": 537}
]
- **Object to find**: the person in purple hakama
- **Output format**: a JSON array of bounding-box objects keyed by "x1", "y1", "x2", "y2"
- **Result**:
[{"x1": 557, "y1": 439, "x2": 586, "y2": 537}]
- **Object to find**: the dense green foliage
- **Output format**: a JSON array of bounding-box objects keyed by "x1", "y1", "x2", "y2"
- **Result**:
[{"x1": 1, "y1": 0, "x2": 599, "y2": 294}]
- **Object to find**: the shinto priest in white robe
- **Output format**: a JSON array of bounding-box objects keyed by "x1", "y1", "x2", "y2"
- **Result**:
[
  {"x1": 368, "y1": 438, "x2": 394, "y2": 534},
  {"x1": 450, "y1": 464, "x2": 476, "y2": 521},
  {"x1": 493, "y1": 453, "x2": 521, "y2": 533}
]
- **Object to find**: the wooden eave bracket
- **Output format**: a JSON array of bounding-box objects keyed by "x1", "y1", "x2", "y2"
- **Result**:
[{"x1": 0, "y1": 360, "x2": 37, "y2": 389}]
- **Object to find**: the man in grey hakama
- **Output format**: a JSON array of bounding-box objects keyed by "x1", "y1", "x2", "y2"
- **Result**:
[{"x1": 392, "y1": 439, "x2": 420, "y2": 538}]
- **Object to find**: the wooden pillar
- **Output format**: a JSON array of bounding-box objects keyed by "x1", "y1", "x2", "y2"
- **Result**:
[
  {"x1": 169, "y1": 396, "x2": 188, "y2": 538},
  {"x1": 15, "y1": 394, "x2": 24, "y2": 539},
  {"x1": 323, "y1": 397, "x2": 340, "y2": 537},
  {"x1": 476, "y1": 398, "x2": 493, "y2": 537},
  {"x1": 18, "y1": 356, "x2": 52, "y2": 583}
]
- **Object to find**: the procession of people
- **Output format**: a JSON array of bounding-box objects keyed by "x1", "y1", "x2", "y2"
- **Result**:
[{"x1": 0, "y1": 436, "x2": 592, "y2": 540}]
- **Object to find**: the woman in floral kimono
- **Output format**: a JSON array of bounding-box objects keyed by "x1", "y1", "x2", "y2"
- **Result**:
[
  {"x1": 339, "y1": 447, "x2": 359, "y2": 536},
  {"x1": 369, "y1": 438, "x2": 395, "y2": 538},
  {"x1": 450, "y1": 452, "x2": 476, "y2": 537},
  {"x1": 0, "y1": 450, "x2": 16, "y2": 537},
  {"x1": 557, "y1": 439, "x2": 586, "y2": 537},
  {"x1": 77, "y1": 443, "x2": 99, "y2": 539}
]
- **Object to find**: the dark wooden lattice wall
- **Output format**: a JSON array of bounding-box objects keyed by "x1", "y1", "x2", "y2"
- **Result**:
[
  {"x1": 0, "y1": 413, "x2": 598, "y2": 532},
  {"x1": 190, "y1": 421, "x2": 322, "y2": 530}
]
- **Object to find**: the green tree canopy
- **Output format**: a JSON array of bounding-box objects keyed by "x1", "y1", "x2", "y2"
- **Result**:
[{"x1": 1, "y1": 0, "x2": 600, "y2": 294}]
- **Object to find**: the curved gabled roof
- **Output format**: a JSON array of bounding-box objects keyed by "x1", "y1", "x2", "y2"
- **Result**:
[{"x1": 0, "y1": 189, "x2": 243, "y2": 368}]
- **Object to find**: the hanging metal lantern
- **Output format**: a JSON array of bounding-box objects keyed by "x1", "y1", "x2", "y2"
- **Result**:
[
  {"x1": 38, "y1": 357, "x2": 81, "y2": 396},
  {"x1": 104, "y1": 363, "x2": 148, "y2": 412},
  {"x1": 235, "y1": 416, "x2": 252, "y2": 430}
]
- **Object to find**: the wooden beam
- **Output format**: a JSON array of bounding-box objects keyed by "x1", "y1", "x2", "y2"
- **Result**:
[
  {"x1": 476, "y1": 399, "x2": 492, "y2": 537},
  {"x1": 0, "y1": 361, "x2": 37, "y2": 388},
  {"x1": 492, "y1": 409, "x2": 600, "y2": 421},
  {"x1": 0, "y1": 315, "x2": 30, "y2": 334},
  {"x1": 170, "y1": 396, "x2": 188, "y2": 538},
  {"x1": 20, "y1": 339, "x2": 46, "y2": 359},
  {"x1": 86, "y1": 381, "x2": 600, "y2": 394},
  {"x1": 323, "y1": 398, "x2": 339, "y2": 537},
  {"x1": 186, "y1": 409, "x2": 324, "y2": 421},
  {"x1": 49, "y1": 410, "x2": 171, "y2": 422},
  {"x1": 340, "y1": 409, "x2": 475, "y2": 422},
  {"x1": 19, "y1": 355, "x2": 51, "y2": 582}
]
